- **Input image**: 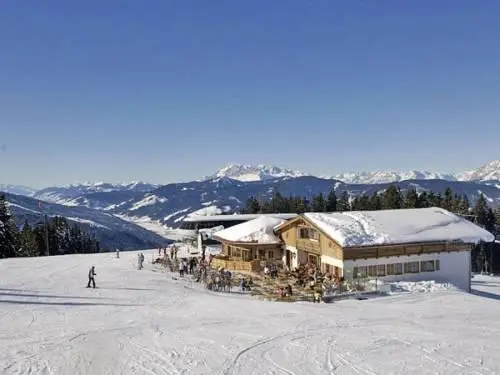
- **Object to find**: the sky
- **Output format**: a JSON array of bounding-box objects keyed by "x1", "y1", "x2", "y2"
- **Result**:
[{"x1": 0, "y1": 0, "x2": 499, "y2": 188}]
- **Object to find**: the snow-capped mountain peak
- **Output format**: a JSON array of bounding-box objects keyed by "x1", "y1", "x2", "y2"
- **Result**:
[
  {"x1": 455, "y1": 160, "x2": 500, "y2": 182},
  {"x1": 0, "y1": 184, "x2": 37, "y2": 197},
  {"x1": 204, "y1": 164, "x2": 308, "y2": 182},
  {"x1": 329, "y1": 170, "x2": 456, "y2": 185}
]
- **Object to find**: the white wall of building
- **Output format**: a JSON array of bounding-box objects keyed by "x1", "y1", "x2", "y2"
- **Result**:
[
  {"x1": 343, "y1": 250, "x2": 471, "y2": 292},
  {"x1": 283, "y1": 245, "x2": 298, "y2": 269},
  {"x1": 320, "y1": 255, "x2": 344, "y2": 270}
]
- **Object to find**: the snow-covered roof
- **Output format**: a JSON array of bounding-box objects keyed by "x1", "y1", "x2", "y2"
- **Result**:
[
  {"x1": 304, "y1": 207, "x2": 495, "y2": 248},
  {"x1": 212, "y1": 216, "x2": 287, "y2": 244}
]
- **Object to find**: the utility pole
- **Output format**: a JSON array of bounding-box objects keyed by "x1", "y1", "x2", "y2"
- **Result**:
[{"x1": 44, "y1": 214, "x2": 49, "y2": 256}]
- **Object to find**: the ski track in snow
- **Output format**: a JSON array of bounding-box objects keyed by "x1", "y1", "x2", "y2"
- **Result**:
[{"x1": 1, "y1": 252, "x2": 500, "y2": 374}]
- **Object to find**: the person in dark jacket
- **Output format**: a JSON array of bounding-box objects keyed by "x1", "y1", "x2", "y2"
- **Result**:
[{"x1": 87, "y1": 266, "x2": 96, "y2": 288}]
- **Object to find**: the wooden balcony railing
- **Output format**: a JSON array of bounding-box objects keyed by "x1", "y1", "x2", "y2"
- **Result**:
[{"x1": 296, "y1": 239, "x2": 321, "y2": 255}]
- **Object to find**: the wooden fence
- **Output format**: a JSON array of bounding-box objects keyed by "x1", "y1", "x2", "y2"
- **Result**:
[{"x1": 211, "y1": 257, "x2": 261, "y2": 272}]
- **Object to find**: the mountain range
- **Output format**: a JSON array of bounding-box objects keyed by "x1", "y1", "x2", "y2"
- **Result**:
[{"x1": 1, "y1": 160, "x2": 499, "y2": 249}]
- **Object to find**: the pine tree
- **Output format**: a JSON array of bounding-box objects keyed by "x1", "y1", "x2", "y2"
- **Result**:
[
  {"x1": 0, "y1": 194, "x2": 19, "y2": 258},
  {"x1": 382, "y1": 185, "x2": 403, "y2": 209},
  {"x1": 370, "y1": 192, "x2": 382, "y2": 210},
  {"x1": 443, "y1": 188, "x2": 454, "y2": 211},
  {"x1": 485, "y1": 209, "x2": 496, "y2": 233},
  {"x1": 243, "y1": 196, "x2": 261, "y2": 214},
  {"x1": 405, "y1": 188, "x2": 419, "y2": 208},
  {"x1": 18, "y1": 220, "x2": 38, "y2": 257},
  {"x1": 312, "y1": 193, "x2": 326, "y2": 212},
  {"x1": 417, "y1": 191, "x2": 430, "y2": 208},
  {"x1": 474, "y1": 194, "x2": 489, "y2": 227},
  {"x1": 460, "y1": 194, "x2": 471, "y2": 215},
  {"x1": 325, "y1": 189, "x2": 337, "y2": 212},
  {"x1": 337, "y1": 191, "x2": 350, "y2": 212}
]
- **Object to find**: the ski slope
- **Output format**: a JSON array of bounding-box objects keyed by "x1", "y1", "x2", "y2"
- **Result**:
[{"x1": 1, "y1": 251, "x2": 500, "y2": 375}]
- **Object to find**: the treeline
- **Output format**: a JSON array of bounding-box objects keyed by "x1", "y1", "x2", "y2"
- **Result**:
[
  {"x1": 241, "y1": 185, "x2": 498, "y2": 233},
  {"x1": 0, "y1": 194, "x2": 100, "y2": 259}
]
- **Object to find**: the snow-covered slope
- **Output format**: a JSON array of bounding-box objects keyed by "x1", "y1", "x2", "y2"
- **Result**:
[
  {"x1": 330, "y1": 170, "x2": 457, "y2": 184},
  {"x1": 4, "y1": 193, "x2": 168, "y2": 250},
  {"x1": 455, "y1": 160, "x2": 500, "y2": 182},
  {"x1": 33, "y1": 181, "x2": 158, "y2": 205},
  {"x1": 0, "y1": 184, "x2": 37, "y2": 196},
  {"x1": 326, "y1": 160, "x2": 500, "y2": 184},
  {"x1": 203, "y1": 164, "x2": 308, "y2": 182},
  {"x1": 22, "y1": 176, "x2": 500, "y2": 234},
  {"x1": 1, "y1": 251, "x2": 500, "y2": 374}
]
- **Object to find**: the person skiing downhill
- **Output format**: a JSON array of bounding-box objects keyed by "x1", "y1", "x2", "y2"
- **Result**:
[{"x1": 87, "y1": 266, "x2": 96, "y2": 288}]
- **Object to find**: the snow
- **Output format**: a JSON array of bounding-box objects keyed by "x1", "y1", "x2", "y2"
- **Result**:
[
  {"x1": 115, "y1": 214, "x2": 168, "y2": 238},
  {"x1": 168, "y1": 242, "x2": 222, "y2": 258},
  {"x1": 163, "y1": 208, "x2": 191, "y2": 222},
  {"x1": 203, "y1": 164, "x2": 307, "y2": 182},
  {"x1": 188, "y1": 205, "x2": 224, "y2": 217},
  {"x1": 213, "y1": 216, "x2": 286, "y2": 244},
  {"x1": 129, "y1": 195, "x2": 168, "y2": 211},
  {"x1": 305, "y1": 207, "x2": 495, "y2": 248},
  {"x1": 1, "y1": 252, "x2": 500, "y2": 374},
  {"x1": 66, "y1": 217, "x2": 109, "y2": 229}
]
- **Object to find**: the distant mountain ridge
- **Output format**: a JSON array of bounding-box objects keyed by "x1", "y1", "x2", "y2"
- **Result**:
[
  {"x1": 2, "y1": 160, "x2": 499, "y2": 249},
  {"x1": 202, "y1": 164, "x2": 307, "y2": 182},
  {"x1": 4, "y1": 192, "x2": 168, "y2": 250},
  {"x1": 203, "y1": 160, "x2": 500, "y2": 184}
]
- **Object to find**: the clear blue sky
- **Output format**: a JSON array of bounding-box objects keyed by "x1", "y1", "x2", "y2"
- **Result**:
[{"x1": 1, "y1": 0, "x2": 499, "y2": 187}]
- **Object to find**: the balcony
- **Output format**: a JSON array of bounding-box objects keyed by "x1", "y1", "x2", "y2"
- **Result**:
[{"x1": 296, "y1": 238, "x2": 321, "y2": 255}]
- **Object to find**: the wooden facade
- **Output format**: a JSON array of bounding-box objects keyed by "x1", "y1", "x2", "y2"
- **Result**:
[
  {"x1": 211, "y1": 237, "x2": 283, "y2": 272},
  {"x1": 274, "y1": 215, "x2": 473, "y2": 276},
  {"x1": 276, "y1": 217, "x2": 344, "y2": 274},
  {"x1": 211, "y1": 257, "x2": 261, "y2": 272},
  {"x1": 343, "y1": 241, "x2": 472, "y2": 261}
]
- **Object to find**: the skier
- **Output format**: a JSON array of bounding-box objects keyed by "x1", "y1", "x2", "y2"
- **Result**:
[
  {"x1": 87, "y1": 266, "x2": 96, "y2": 288},
  {"x1": 116, "y1": 248, "x2": 120, "y2": 258},
  {"x1": 179, "y1": 259, "x2": 186, "y2": 277},
  {"x1": 137, "y1": 253, "x2": 144, "y2": 270}
]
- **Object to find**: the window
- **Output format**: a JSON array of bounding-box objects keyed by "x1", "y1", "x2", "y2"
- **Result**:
[
  {"x1": 353, "y1": 266, "x2": 368, "y2": 279},
  {"x1": 268, "y1": 251, "x2": 274, "y2": 259},
  {"x1": 298, "y1": 227, "x2": 319, "y2": 240},
  {"x1": 387, "y1": 263, "x2": 403, "y2": 275},
  {"x1": 420, "y1": 260, "x2": 435, "y2": 272},
  {"x1": 377, "y1": 264, "x2": 386, "y2": 276},
  {"x1": 308, "y1": 254, "x2": 319, "y2": 266},
  {"x1": 258, "y1": 250, "x2": 265, "y2": 260},
  {"x1": 227, "y1": 246, "x2": 232, "y2": 256},
  {"x1": 404, "y1": 261, "x2": 420, "y2": 274},
  {"x1": 324, "y1": 263, "x2": 331, "y2": 274},
  {"x1": 435, "y1": 259, "x2": 440, "y2": 270},
  {"x1": 368, "y1": 265, "x2": 378, "y2": 277}
]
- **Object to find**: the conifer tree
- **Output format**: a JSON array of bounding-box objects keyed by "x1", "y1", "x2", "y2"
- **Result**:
[
  {"x1": 0, "y1": 194, "x2": 19, "y2": 258},
  {"x1": 337, "y1": 191, "x2": 350, "y2": 212},
  {"x1": 474, "y1": 194, "x2": 489, "y2": 226},
  {"x1": 405, "y1": 188, "x2": 419, "y2": 208},
  {"x1": 382, "y1": 185, "x2": 403, "y2": 209},
  {"x1": 370, "y1": 192, "x2": 382, "y2": 210},
  {"x1": 485, "y1": 209, "x2": 496, "y2": 233},
  {"x1": 460, "y1": 194, "x2": 471, "y2": 215},
  {"x1": 18, "y1": 220, "x2": 38, "y2": 257},
  {"x1": 312, "y1": 193, "x2": 326, "y2": 212},
  {"x1": 442, "y1": 187, "x2": 454, "y2": 211},
  {"x1": 325, "y1": 189, "x2": 338, "y2": 212}
]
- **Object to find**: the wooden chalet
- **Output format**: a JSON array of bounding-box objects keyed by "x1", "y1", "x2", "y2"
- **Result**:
[{"x1": 211, "y1": 216, "x2": 286, "y2": 272}]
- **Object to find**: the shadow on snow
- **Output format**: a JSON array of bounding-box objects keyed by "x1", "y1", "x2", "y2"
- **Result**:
[
  {"x1": 0, "y1": 291, "x2": 110, "y2": 300},
  {"x1": 0, "y1": 299, "x2": 140, "y2": 307}
]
